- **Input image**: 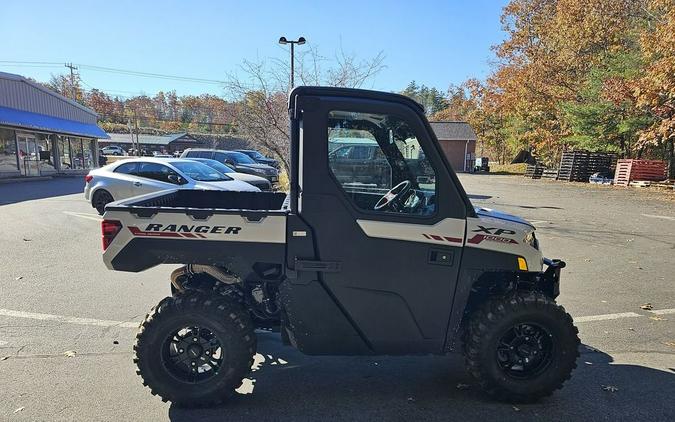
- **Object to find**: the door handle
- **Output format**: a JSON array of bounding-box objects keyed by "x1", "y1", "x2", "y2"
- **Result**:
[
  {"x1": 133, "y1": 181, "x2": 142, "y2": 187},
  {"x1": 428, "y1": 249, "x2": 454, "y2": 266}
]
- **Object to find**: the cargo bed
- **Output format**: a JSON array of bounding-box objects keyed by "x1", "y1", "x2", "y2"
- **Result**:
[{"x1": 102, "y1": 189, "x2": 289, "y2": 273}]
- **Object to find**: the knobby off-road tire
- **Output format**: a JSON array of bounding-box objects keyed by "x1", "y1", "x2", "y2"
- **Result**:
[
  {"x1": 134, "y1": 291, "x2": 256, "y2": 407},
  {"x1": 464, "y1": 291, "x2": 579, "y2": 402}
]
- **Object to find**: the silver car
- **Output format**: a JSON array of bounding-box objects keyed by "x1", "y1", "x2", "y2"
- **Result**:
[{"x1": 84, "y1": 157, "x2": 259, "y2": 214}]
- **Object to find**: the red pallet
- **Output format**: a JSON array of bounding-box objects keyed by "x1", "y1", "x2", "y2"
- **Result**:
[{"x1": 613, "y1": 159, "x2": 667, "y2": 186}]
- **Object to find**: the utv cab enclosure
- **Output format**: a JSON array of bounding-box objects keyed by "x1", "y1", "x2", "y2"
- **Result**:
[{"x1": 101, "y1": 87, "x2": 579, "y2": 406}]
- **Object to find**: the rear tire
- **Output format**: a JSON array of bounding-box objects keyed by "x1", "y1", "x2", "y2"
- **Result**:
[
  {"x1": 93, "y1": 189, "x2": 114, "y2": 215},
  {"x1": 464, "y1": 291, "x2": 579, "y2": 402},
  {"x1": 134, "y1": 291, "x2": 256, "y2": 407}
]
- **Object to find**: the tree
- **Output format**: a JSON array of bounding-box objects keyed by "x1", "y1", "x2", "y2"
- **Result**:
[
  {"x1": 400, "y1": 81, "x2": 448, "y2": 116},
  {"x1": 633, "y1": 0, "x2": 675, "y2": 173},
  {"x1": 225, "y1": 47, "x2": 386, "y2": 171}
]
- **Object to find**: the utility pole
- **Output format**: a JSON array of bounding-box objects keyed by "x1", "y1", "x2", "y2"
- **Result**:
[
  {"x1": 134, "y1": 110, "x2": 141, "y2": 156},
  {"x1": 64, "y1": 63, "x2": 78, "y2": 100},
  {"x1": 278, "y1": 37, "x2": 306, "y2": 88}
]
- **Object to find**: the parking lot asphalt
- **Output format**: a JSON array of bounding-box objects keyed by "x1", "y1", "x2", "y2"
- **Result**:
[{"x1": 0, "y1": 175, "x2": 673, "y2": 421}]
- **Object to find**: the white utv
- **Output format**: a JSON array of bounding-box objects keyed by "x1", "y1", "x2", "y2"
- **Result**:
[{"x1": 101, "y1": 87, "x2": 579, "y2": 406}]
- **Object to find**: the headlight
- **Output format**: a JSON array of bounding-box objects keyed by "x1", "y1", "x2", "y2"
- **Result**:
[{"x1": 524, "y1": 232, "x2": 538, "y2": 249}]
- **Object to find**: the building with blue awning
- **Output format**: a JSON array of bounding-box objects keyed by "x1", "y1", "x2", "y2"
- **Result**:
[{"x1": 0, "y1": 71, "x2": 109, "y2": 178}]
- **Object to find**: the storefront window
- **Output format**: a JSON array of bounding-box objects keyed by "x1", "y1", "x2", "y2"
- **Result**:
[
  {"x1": 0, "y1": 127, "x2": 19, "y2": 175},
  {"x1": 70, "y1": 137, "x2": 83, "y2": 169},
  {"x1": 58, "y1": 136, "x2": 72, "y2": 169},
  {"x1": 84, "y1": 139, "x2": 95, "y2": 169},
  {"x1": 37, "y1": 134, "x2": 56, "y2": 174}
]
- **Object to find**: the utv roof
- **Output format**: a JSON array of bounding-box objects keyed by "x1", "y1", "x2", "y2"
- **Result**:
[{"x1": 288, "y1": 86, "x2": 425, "y2": 114}]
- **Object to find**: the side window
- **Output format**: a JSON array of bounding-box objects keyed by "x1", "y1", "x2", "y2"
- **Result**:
[
  {"x1": 196, "y1": 150, "x2": 213, "y2": 159},
  {"x1": 137, "y1": 162, "x2": 180, "y2": 184},
  {"x1": 327, "y1": 111, "x2": 437, "y2": 216},
  {"x1": 214, "y1": 152, "x2": 228, "y2": 163},
  {"x1": 114, "y1": 162, "x2": 138, "y2": 175}
]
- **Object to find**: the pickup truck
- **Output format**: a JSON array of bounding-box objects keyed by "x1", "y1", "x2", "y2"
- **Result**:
[{"x1": 101, "y1": 86, "x2": 578, "y2": 406}]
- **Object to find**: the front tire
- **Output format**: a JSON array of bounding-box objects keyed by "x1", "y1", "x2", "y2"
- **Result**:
[
  {"x1": 464, "y1": 291, "x2": 579, "y2": 402},
  {"x1": 134, "y1": 291, "x2": 256, "y2": 407},
  {"x1": 92, "y1": 189, "x2": 114, "y2": 215}
]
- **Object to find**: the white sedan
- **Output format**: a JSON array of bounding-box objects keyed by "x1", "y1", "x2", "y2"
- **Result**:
[{"x1": 84, "y1": 158, "x2": 259, "y2": 214}]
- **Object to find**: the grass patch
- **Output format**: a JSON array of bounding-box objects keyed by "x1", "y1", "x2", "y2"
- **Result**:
[{"x1": 488, "y1": 163, "x2": 527, "y2": 175}]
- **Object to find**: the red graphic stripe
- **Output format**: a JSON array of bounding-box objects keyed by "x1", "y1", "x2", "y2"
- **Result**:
[
  {"x1": 444, "y1": 236, "x2": 463, "y2": 243},
  {"x1": 180, "y1": 233, "x2": 197, "y2": 238},
  {"x1": 128, "y1": 226, "x2": 183, "y2": 238}
]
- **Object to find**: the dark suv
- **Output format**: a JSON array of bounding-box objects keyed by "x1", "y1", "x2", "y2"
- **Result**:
[
  {"x1": 234, "y1": 149, "x2": 279, "y2": 169},
  {"x1": 181, "y1": 149, "x2": 279, "y2": 183}
]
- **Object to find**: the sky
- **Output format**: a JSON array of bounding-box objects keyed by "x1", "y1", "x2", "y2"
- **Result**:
[{"x1": 0, "y1": 0, "x2": 509, "y2": 98}]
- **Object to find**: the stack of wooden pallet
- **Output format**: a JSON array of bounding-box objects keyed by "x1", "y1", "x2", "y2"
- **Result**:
[
  {"x1": 613, "y1": 159, "x2": 667, "y2": 186},
  {"x1": 556, "y1": 151, "x2": 617, "y2": 182},
  {"x1": 524, "y1": 164, "x2": 545, "y2": 179},
  {"x1": 541, "y1": 169, "x2": 559, "y2": 180}
]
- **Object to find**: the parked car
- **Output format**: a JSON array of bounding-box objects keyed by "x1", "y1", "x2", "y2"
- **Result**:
[
  {"x1": 185, "y1": 158, "x2": 272, "y2": 191},
  {"x1": 101, "y1": 145, "x2": 126, "y2": 156},
  {"x1": 234, "y1": 149, "x2": 279, "y2": 168},
  {"x1": 181, "y1": 149, "x2": 279, "y2": 183},
  {"x1": 328, "y1": 143, "x2": 392, "y2": 187},
  {"x1": 84, "y1": 157, "x2": 259, "y2": 214}
]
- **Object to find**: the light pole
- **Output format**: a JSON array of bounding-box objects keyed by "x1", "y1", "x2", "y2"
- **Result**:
[{"x1": 278, "y1": 36, "x2": 306, "y2": 88}]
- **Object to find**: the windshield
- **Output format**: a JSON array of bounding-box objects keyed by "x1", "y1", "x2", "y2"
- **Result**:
[
  {"x1": 195, "y1": 159, "x2": 234, "y2": 174},
  {"x1": 171, "y1": 161, "x2": 232, "y2": 182},
  {"x1": 228, "y1": 152, "x2": 256, "y2": 164},
  {"x1": 246, "y1": 150, "x2": 265, "y2": 159}
]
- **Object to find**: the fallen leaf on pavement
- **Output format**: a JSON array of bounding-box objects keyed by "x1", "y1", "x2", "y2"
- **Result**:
[
  {"x1": 1, "y1": 356, "x2": 9, "y2": 361},
  {"x1": 13, "y1": 407, "x2": 24, "y2": 413},
  {"x1": 113, "y1": 340, "x2": 119, "y2": 345},
  {"x1": 664, "y1": 341, "x2": 675, "y2": 348},
  {"x1": 63, "y1": 350, "x2": 77, "y2": 358},
  {"x1": 602, "y1": 385, "x2": 619, "y2": 392},
  {"x1": 22, "y1": 238, "x2": 31, "y2": 242},
  {"x1": 512, "y1": 406, "x2": 521, "y2": 412},
  {"x1": 15, "y1": 276, "x2": 23, "y2": 280},
  {"x1": 456, "y1": 383, "x2": 470, "y2": 390},
  {"x1": 640, "y1": 303, "x2": 653, "y2": 310},
  {"x1": 650, "y1": 316, "x2": 666, "y2": 321}
]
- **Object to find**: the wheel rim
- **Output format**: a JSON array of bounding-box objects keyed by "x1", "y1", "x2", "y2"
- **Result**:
[
  {"x1": 161, "y1": 325, "x2": 225, "y2": 384},
  {"x1": 496, "y1": 323, "x2": 554, "y2": 379}
]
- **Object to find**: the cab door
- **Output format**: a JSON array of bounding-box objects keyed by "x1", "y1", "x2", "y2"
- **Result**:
[{"x1": 290, "y1": 90, "x2": 470, "y2": 354}]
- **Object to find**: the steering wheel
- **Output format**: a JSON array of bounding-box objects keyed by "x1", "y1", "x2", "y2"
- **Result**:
[{"x1": 374, "y1": 180, "x2": 413, "y2": 211}]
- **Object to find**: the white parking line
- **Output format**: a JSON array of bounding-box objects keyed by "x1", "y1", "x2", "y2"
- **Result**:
[
  {"x1": 0, "y1": 308, "x2": 137, "y2": 329},
  {"x1": 641, "y1": 214, "x2": 675, "y2": 221},
  {"x1": 574, "y1": 312, "x2": 641, "y2": 323},
  {"x1": 63, "y1": 211, "x2": 102, "y2": 222},
  {"x1": 0, "y1": 306, "x2": 671, "y2": 330}
]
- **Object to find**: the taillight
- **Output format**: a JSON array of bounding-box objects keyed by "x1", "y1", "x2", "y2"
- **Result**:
[
  {"x1": 102, "y1": 220, "x2": 122, "y2": 251},
  {"x1": 85, "y1": 174, "x2": 93, "y2": 183}
]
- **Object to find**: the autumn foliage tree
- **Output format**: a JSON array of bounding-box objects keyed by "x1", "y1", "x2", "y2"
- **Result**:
[{"x1": 432, "y1": 0, "x2": 674, "y2": 167}]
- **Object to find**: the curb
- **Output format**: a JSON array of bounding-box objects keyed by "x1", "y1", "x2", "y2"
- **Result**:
[{"x1": 0, "y1": 176, "x2": 53, "y2": 184}]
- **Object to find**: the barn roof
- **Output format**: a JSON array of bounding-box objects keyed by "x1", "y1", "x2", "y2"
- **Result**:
[{"x1": 429, "y1": 121, "x2": 477, "y2": 141}]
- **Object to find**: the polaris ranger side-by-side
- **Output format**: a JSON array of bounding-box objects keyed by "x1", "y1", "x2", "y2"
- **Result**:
[{"x1": 101, "y1": 87, "x2": 579, "y2": 406}]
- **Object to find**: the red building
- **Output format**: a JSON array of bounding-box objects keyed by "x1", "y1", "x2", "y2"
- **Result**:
[{"x1": 430, "y1": 121, "x2": 477, "y2": 172}]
